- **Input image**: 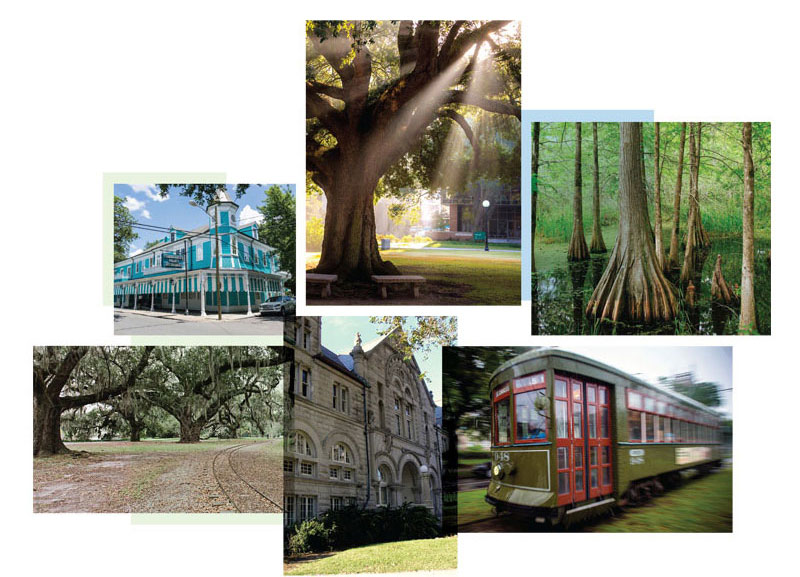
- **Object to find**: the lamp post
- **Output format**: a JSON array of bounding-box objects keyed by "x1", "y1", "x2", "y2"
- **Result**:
[
  {"x1": 482, "y1": 199, "x2": 490, "y2": 252},
  {"x1": 189, "y1": 200, "x2": 222, "y2": 320}
]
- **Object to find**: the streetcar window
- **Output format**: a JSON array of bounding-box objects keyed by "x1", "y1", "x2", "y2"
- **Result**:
[
  {"x1": 599, "y1": 387, "x2": 608, "y2": 404},
  {"x1": 558, "y1": 472, "x2": 570, "y2": 495},
  {"x1": 656, "y1": 415, "x2": 664, "y2": 442},
  {"x1": 558, "y1": 447, "x2": 569, "y2": 469},
  {"x1": 645, "y1": 414, "x2": 655, "y2": 442},
  {"x1": 590, "y1": 468, "x2": 598, "y2": 489},
  {"x1": 573, "y1": 401, "x2": 583, "y2": 439},
  {"x1": 590, "y1": 446, "x2": 598, "y2": 466},
  {"x1": 515, "y1": 389, "x2": 548, "y2": 441},
  {"x1": 601, "y1": 446, "x2": 610, "y2": 464},
  {"x1": 588, "y1": 405, "x2": 597, "y2": 438},
  {"x1": 494, "y1": 397, "x2": 511, "y2": 444},
  {"x1": 575, "y1": 469, "x2": 584, "y2": 492},
  {"x1": 555, "y1": 378, "x2": 567, "y2": 398},
  {"x1": 587, "y1": 386, "x2": 596, "y2": 403},
  {"x1": 572, "y1": 382, "x2": 582, "y2": 401},
  {"x1": 602, "y1": 467, "x2": 611, "y2": 486},
  {"x1": 628, "y1": 390, "x2": 643, "y2": 410},
  {"x1": 574, "y1": 446, "x2": 583, "y2": 468},
  {"x1": 600, "y1": 407, "x2": 610, "y2": 438},
  {"x1": 628, "y1": 410, "x2": 642, "y2": 442},
  {"x1": 644, "y1": 396, "x2": 656, "y2": 413},
  {"x1": 556, "y1": 400, "x2": 569, "y2": 439}
]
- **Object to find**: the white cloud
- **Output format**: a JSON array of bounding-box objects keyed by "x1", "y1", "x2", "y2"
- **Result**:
[
  {"x1": 239, "y1": 204, "x2": 264, "y2": 226},
  {"x1": 130, "y1": 184, "x2": 168, "y2": 202},
  {"x1": 130, "y1": 248, "x2": 143, "y2": 257},
  {"x1": 124, "y1": 195, "x2": 146, "y2": 212},
  {"x1": 140, "y1": 209, "x2": 151, "y2": 219}
]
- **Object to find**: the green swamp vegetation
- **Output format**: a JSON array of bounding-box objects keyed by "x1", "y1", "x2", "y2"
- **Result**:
[{"x1": 532, "y1": 122, "x2": 770, "y2": 335}]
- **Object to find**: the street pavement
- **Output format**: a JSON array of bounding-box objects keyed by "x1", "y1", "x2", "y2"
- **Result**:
[{"x1": 113, "y1": 309, "x2": 283, "y2": 336}]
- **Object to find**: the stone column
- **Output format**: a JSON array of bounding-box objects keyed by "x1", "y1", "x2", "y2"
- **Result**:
[
  {"x1": 244, "y1": 273, "x2": 253, "y2": 315},
  {"x1": 420, "y1": 466, "x2": 434, "y2": 512},
  {"x1": 200, "y1": 274, "x2": 207, "y2": 317},
  {"x1": 170, "y1": 279, "x2": 176, "y2": 314}
]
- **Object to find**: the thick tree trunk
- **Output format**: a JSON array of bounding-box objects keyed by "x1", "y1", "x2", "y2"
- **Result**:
[
  {"x1": 739, "y1": 122, "x2": 757, "y2": 333},
  {"x1": 711, "y1": 254, "x2": 738, "y2": 305},
  {"x1": 590, "y1": 122, "x2": 607, "y2": 253},
  {"x1": 532, "y1": 122, "x2": 541, "y2": 272},
  {"x1": 686, "y1": 122, "x2": 710, "y2": 249},
  {"x1": 653, "y1": 122, "x2": 665, "y2": 270},
  {"x1": 681, "y1": 124, "x2": 700, "y2": 286},
  {"x1": 586, "y1": 123, "x2": 677, "y2": 323},
  {"x1": 667, "y1": 123, "x2": 687, "y2": 270},
  {"x1": 33, "y1": 393, "x2": 69, "y2": 456},
  {"x1": 313, "y1": 165, "x2": 400, "y2": 281},
  {"x1": 178, "y1": 419, "x2": 204, "y2": 443},
  {"x1": 568, "y1": 123, "x2": 589, "y2": 261},
  {"x1": 129, "y1": 420, "x2": 142, "y2": 442}
]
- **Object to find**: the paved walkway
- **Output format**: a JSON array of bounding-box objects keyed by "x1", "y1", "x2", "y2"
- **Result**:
[{"x1": 113, "y1": 309, "x2": 283, "y2": 336}]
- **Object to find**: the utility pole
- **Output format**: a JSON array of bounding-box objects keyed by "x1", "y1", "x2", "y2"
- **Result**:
[
  {"x1": 183, "y1": 238, "x2": 189, "y2": 315},
  {"x1": 215, "y1": 204, "x2": 222, "y2": 320}
]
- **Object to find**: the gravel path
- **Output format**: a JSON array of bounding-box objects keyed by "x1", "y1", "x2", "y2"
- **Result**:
[{"x1": 33, "y1": 439, "x2": 282, "y2": 514}]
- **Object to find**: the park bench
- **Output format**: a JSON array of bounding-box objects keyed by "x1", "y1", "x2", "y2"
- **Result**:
[
  {"x1": 306, "y1": 273, "x2": 337, "y2": 298},
  {"x1": 371, "y1": 275, "x2": 426, "y2": 299}
]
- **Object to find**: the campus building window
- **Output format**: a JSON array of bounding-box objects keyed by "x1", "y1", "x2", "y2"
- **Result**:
[
  {"x1": 300, "y1": 368, "x2": 311, "y2": 398},
  {"x1": 342, "y1": 469, "x2": 352, "y2": 481},
  {"x1": 284, "y1": 495, "x2": 295, "y2": 526},
  {"x1": 341, "y1": 387, "x2": 348, "y2": 414},
  {"x1": 329, "y1": 467, "x2": 339, "y2": 480},
  {"x1": 283, "y1": 459, "x2": 294, "y2": 473},
  {"x1": 299, "y1": 496, "x2": 316, "y2": 521},
  {"x1": 331, "y1": 443, "x2": 352, "y2": 465},
  {"x1": 291, "y1": 431, "x2": 314, "y2": 457},
  {"x1": 331, "y1": 496, "x2": 343, "y2": 511},
  {"x1": 300, "y1": 462, "x2": 314, "y2": 476}
]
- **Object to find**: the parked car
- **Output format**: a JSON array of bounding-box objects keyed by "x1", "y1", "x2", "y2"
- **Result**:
[
  {"x1": 472, "y1": 461, "x2": 492, "y2": 479},
  {"x1": 259, "y1": 295, "x2": 296, "y2": 316}
]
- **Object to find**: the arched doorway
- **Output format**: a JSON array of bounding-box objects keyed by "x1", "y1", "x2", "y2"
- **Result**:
[{"x1": 400, "y1": 462, "x2": 421, "y2": 504}]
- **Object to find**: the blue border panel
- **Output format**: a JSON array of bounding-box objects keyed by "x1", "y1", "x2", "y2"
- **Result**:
[{"x1": 521, "y1": 110, "x2": 655, "y2": 301}]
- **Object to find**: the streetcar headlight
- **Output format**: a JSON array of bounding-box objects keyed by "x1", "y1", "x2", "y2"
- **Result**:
[{"x1": 492, "y1": 464, "x2": 504, "y2": 479}]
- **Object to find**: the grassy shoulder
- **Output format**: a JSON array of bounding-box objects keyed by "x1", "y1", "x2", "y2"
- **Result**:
[
  {"x1": 284, "y1": 536, "x2": 457, "y2": 575},
  {"x1": 458, "y1": 468, "x2": 732, "y2": 531},
  {"x1": 426, "y1": 240, "x2": 521, "y2": 250},
  {"x1": 58, "y1": 438, "x2": 278, "y2": 455}
]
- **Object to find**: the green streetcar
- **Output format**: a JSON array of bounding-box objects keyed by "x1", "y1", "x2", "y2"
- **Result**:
[{"x1": 486, "y1": 349, "x2": 723, "y2": 525}]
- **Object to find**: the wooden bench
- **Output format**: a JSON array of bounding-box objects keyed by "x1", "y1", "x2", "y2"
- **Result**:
[
  {"x1": 371, "y1": 275, "x2": 426, "y2": 299},
  {"x1": 306, "y1": 273, "x2": 337, "y2": 298}
]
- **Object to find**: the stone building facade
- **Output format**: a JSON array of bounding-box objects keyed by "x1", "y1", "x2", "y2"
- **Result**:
[{"x1": 283, "y1": 317, "x2": 444, "y2": 526}]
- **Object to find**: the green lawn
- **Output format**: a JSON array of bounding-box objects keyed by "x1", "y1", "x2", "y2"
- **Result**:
[
  {"x1": 284, "y1": 536, "x2": 457, "y2": 575},
  {"x1": 380, "y1": 249, "x2": 520, "y2": 305},
  {"x1": 458, "y1": 489, "x2": 493, "y2": 525},
  {"x1": 426, "y1": 240, "x2": 521, "y2": 250},
  {"x1": 590, "y1": 468, "x2": 732, "y2": 532}
]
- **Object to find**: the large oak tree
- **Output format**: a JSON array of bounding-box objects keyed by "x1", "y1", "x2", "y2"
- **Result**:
[{"x1": 306, "y1": 21, "x2": 520, "y2": 280}]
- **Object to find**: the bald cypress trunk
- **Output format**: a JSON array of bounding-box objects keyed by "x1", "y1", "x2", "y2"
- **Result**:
[
  {"x1": 680, "y1": 124, "x2": 700, "y2": 286},
  {"x1": 589, "y1": 122, "x2": 607, "y2": 253},
  {"x1": 667, "y1": 123, "x2": 687, "y2": 270},
  {"x1": 532, "y1": 122, "x2": 541, "y2": 272},
  {"x1": 685, "y1": 122, "x2": 710, "y2": 249},
  {"x1": 568, "y1": 123, "x2": 589, "y2": 261},
  {"x1": 739, "y1": 122, "x2": 757, "y2": 333},
  {"x1": 653, "y1": 122, "x2": 665, "y2": 270},
  {"x1": 586, "y1": 122, "x2": 677, "y2": 323}
]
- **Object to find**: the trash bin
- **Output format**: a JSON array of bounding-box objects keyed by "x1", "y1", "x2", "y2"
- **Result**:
[{"x1": 380, "y1": 238, "x2": 391, "y2": 250}]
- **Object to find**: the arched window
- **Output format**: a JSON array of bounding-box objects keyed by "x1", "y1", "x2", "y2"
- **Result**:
[
  {"x1": 290, "y1": 431, "x2": 315, "y2": 457},
  {"x1": 377, "y1": 465, "x2": 392, "y2": 506},
  {"x1": 331, "y1": 442, "x2": 352, "y2": 465}
]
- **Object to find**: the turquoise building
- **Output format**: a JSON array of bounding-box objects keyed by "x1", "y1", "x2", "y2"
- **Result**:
[{"x1": 114, "y1": 190, "x2": 290, "y2": 315}]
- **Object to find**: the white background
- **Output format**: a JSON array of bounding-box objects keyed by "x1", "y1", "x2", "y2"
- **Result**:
[{"x1": 2, "y1": 1, "x2": 798, "y2": 575}]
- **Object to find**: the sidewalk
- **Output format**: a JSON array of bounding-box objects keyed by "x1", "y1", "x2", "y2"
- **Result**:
[{"x1": 114, "y1": 308, "x2": 262, "y2": 322}]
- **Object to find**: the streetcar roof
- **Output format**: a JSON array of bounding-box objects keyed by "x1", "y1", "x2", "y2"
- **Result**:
[{"x1": 489, "y1": 348, "x2": 721, "y2": 417}]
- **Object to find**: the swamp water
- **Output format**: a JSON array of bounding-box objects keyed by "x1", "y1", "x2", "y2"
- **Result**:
[{"x1": 532, "y1": 236, "x2": 770, "y2": 335}]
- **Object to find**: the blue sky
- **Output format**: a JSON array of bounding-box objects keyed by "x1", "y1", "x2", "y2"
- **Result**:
[
  {"x1": 320, "y1": 317, "x2": 446, "y2": 405},
  {"x1": 114, "y1": 183, "x2": 295, "y2": 257}
]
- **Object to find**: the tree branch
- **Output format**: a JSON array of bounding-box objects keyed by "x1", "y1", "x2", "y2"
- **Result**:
[{"x1": 443, "y1": 90, "x2": 521, "y2": 119}]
